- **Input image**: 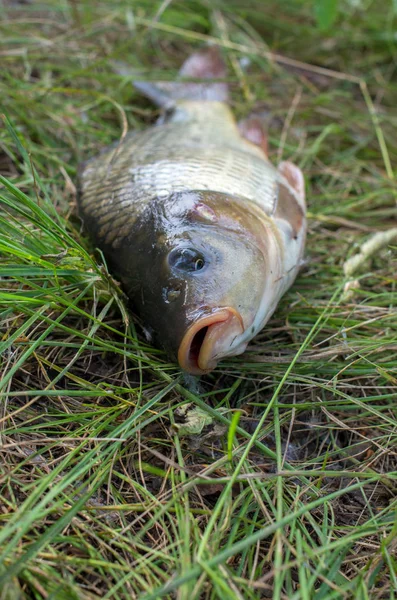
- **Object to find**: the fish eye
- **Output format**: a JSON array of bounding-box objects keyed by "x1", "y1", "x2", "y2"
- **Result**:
[{"x1": 168, "y1": 247, "x2": 206, "y2": 273}]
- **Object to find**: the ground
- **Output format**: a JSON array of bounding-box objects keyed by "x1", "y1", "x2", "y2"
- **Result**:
[{"x1": 0, "y1": 0, "x2": 396, "y2": 598}]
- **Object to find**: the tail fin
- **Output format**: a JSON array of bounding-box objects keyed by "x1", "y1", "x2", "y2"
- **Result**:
[{"x1": 114, "y1": 47, "x2": 229, "y2": 108}]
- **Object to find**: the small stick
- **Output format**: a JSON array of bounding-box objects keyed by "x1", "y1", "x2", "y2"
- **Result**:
[{"x1": 343, "y1": 228, "x2": 397, "y2": 277}]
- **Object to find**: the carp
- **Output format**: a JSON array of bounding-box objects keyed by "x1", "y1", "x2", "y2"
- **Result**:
[{"x1": 78, "y1": 48, "x2": 306, "y2": 374}]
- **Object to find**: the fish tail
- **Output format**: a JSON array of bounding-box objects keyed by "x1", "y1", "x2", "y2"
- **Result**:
[{"x1": 115, "y1": 47, "x2": 229, "y2": 108}]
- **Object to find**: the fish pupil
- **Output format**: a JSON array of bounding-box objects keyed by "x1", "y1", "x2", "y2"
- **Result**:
[{"x1": 168, "y1": 247, "x2": 206, "y2": 273}]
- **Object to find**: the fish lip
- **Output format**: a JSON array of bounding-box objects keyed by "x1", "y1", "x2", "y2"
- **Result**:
[{"x1": 178, "y1": 308, "x2": 244, "y2": 375}]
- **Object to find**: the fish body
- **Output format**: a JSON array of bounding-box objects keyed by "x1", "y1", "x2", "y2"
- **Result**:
[{"x1": 78, "y1": 49, "x2": 306, "y2": 373}]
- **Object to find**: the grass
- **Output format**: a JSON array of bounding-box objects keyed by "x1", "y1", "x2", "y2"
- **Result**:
[{"x1": 0, "y1": 0, "x2": 397, "y2": 598}]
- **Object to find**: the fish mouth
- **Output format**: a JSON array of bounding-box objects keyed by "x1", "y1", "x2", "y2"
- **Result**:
[{"x1": 178, "y1": 308, "x2": 244, "y2": 375}]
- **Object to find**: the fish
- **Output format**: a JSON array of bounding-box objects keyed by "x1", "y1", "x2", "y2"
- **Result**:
[{"x1": 77, "y1": 47, "x2": 306, "y2": 375}]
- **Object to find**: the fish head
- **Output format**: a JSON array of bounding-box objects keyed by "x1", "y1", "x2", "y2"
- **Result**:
[{"x1": 116, "y1": 191, "x2": 272, "y2": 374}]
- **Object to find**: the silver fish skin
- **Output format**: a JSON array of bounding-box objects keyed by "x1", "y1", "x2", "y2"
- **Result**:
[{"x1": 78, "y1": 49, "x2": 306, "y2": 374}]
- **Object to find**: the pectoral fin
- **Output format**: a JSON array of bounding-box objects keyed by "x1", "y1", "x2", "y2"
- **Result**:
[
  {"x1": 274, "y1": 161, "x2": 306, "y2": 240},
  {"x1": 278, "y1": 161, "x2": 305, "y2": 206}
]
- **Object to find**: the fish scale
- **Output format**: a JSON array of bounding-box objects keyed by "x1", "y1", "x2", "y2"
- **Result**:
[{"x1": 79, "y1": 102, "x2": 280, "y2": 249}]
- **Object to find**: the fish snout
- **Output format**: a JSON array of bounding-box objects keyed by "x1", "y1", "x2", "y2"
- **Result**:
[{"x1": 178, "y1": 308, "x2": 244, "y2": 374}]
